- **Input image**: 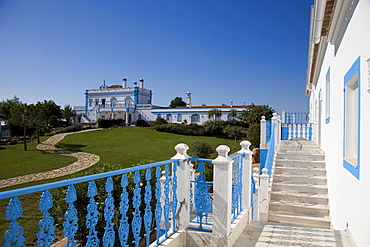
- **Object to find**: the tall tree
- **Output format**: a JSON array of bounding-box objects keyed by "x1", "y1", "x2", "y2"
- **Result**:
[
  {"x1": 237, "y1": 103, "x2": 275, "y2": 126},
  {"x1": 207, "y1": 108, "x2": 222, "y2": 120},
  {"x1": 169, "y1": 97, "x2": 186, "y2": 108},
  {"x1": 9, "y1": 103, "x2": 30, "y2": 151},
  {"x1": 0, "y1": 96, "x2": 21, "y2": 123},
  {"x1": 29, "y1": 103, "x2": 46, "y2": 144},
  {"x1": 229, "y1": 109, "x2": 238, "y2": 120},
  {"x1": 40, "y1": 100, "x2": 62, "y2": 127},
  {"x1": 62, "y1": 104, "x2": 76, "y2": 125}
]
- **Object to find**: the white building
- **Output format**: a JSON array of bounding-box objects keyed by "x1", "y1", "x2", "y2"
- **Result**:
[
  {"x1": 306, "y1": 0, "x2": 370, "y2": 245},
  {"x1": 74, "y1": 79, "x2": 247, "y2": 125}
]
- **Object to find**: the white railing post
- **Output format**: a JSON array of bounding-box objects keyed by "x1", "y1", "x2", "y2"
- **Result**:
[
  {"x1": 277, "y1": 115, "x2": 281, "y2": 147},
  {"x1": 171, "y1": 143, "x2": 191, "y2": 230},
  {"x1": 282, "y1": 110, "x2": 285, "y2": 124},
  {"x1": 272, "y1": 113, "x2": 278, "y2": 149},
  {"x1": 252, "y1": 168, "x2": 260, "y2": 220},
  {"x1": 238, "y1": 141, "x2": 253, "y2": 213},
  {"x1": 212, "y1": 145, "x2": 233, "y2": 238},
  {"x1": 259, "y1": 168, "x2": 269, "y2": 221},
  {"x1": 260, "y1": 116, "x2": 267, "y2": 150}
]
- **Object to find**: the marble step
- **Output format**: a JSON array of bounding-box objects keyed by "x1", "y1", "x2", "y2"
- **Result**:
[
  {"x1": 270, "y1": 190, "x2": 329, "y2": 205},
  {"x1": 269, "y1": 201, "x2": 329, "y2": 217},
  {"x1": 273, "y1": 174, "x2": 327, "y2": 185},
  {"x1": 273, "y1": 166, "x2": 326, "y2": 177},
  {"x1": 268, "y1": 211, "x2": 331, "y2": 229},
  {"x1": 275, "y1": 160, "x2": 326, "y2": 169},
  {"x1": 272, "y1": 182, "x2": 328, "y2": 194},
  {"x1": 276, "y1": 153, "x2": 325, "y2": 161}
]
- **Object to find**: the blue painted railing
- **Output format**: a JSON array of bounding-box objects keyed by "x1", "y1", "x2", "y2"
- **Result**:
[
  {"x1": 284, "y1": 112, "x2": 309, "y2": 124},
  {"x1": 282, "y1": 123, "x2": 313, "y2": 141},
  {"x1": 261, "y1": 123, "x2": 276, "y2": 175},
  {"x1": 265, "y1": 120, "x2": 271, "y2": 143},
  {"x1": 0, "y1": 159, "x2": 179, "y2": 247},
  {"x1": 188, "y1": 158, "x2": 213, "y2": 231},
  {"x1": 230, "y1": 153, "x2": 244, "y2": 222}
]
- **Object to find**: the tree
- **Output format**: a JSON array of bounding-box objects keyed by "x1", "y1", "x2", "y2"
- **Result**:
[
  {"x1": 207, "y1": 108, "x2": 222, "y2": 120},
  {"x1": 237, "y1": 103, "x2": 275, "y2": 126},
  {"x1": 0, "y1": 96, "x2": 21, "y2": 123},
  {"x1": 169, "y1": 97, "x2": 186, "y2": 108},
  {"x1": 9, "y1": 103, "x2": 31, "y2": 151},
  {"x1": 229, "y1": 109, "x2": 238, "y2": 120},
  {"x1": 62, "y1": 105, "x2": 76, "y2": 125},
  {"x1": 40, "y1": 100, "x2": 62, "y2": 127},
  {"x1": 29, "y1": 103, "x2": 46, "y2": 144},
  {"x1": 224, "y1": 125, "x2": 245, "y2": 143}
]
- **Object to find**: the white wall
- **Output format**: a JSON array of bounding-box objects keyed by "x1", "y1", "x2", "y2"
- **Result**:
[{"x1": 309, "y1": 1, "x2": 370, "y2": 245}]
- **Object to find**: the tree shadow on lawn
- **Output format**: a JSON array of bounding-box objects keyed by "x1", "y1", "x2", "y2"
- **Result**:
[{"x1": 54, "y1": 143, "x2": 87, "y2": 152}]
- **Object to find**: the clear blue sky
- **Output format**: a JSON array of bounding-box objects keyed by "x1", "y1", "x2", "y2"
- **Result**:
[{"x1": 0, "y1": 0, "x2": 313, "y2": 114}]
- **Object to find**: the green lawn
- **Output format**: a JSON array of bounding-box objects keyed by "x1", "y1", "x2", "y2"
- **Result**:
[
  {"x1": 0, "y1": 136, "x2": 77, "y2": 180},
  {"x1": 55, "y1": 127, "x2": 241, "y2": 170}
]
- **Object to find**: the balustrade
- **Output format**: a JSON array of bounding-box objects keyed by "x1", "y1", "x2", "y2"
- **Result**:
[{"x1": 0, "y1": 141, "x2": 267, "y2": 246}]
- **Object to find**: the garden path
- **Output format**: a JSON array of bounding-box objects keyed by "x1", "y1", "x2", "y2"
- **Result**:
[{"x1": 0, "y1": 129, "x2": 101, "y2": 189}]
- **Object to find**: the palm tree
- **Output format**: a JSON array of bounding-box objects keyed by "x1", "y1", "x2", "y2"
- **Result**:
[
  {"x1": 229, "y1": 109, "x2": 238, "y2": 120},
  {"x1": 62, "y1": 105, "x2": 76, "y2": 125},
  {"x1": 208, "y1": 108, "x2": 222, "y2": 120}
]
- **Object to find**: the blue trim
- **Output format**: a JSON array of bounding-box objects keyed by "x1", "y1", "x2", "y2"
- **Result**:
[
  {"x1": 325, "y1": 118, "x2": 330, "y2": 124},
  {"x1": 85, "y1": 90, "x2": 89, "y2": 115},
  {"x1": 260, "y1": 149, "x2": 267, "y2": 168},
  {"x1": 325, "y1": 67, "x2": 330, "y2": 124},
  {"x1": 343, "y1": 56, "x2": 361, "y2": 180}
]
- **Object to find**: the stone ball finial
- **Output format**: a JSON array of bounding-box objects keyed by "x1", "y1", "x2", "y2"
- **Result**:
[
  {"x1": 253, "y1": 167, "x2": 260, "y2": 175},
  {"x1": 273, "y1": 113, "x2": 278, "y2": 117},
  {"x1": 216, "y1": 145, "x2": 230, "y2": 158},
  {"x1": 172, "y1": 143, "x2": 190, "y2": 160},
  {"x1": 261, "y1": 116, "x2": 266, "y2": 120},
  {"x1": 262, "y1": 168, "x2": 268, "y2": 175},
  {"x1": 240, "y1": 140, "x2": 251, "y2": 150}
]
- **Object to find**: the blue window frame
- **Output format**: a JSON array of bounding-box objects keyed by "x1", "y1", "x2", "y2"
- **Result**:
[
  {"x1": 177, "y1": 114, "x2": 182, "y2": 122},
  {"x1": 343, "y1": 56, "x2": 361, "y2": 179},
  {"x1": 325, "y1": 68, "x2": 330, "y2": 124}
]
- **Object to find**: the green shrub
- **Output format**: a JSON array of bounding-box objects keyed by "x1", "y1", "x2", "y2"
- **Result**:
[
  {"x1": 135, "y1": 119, "x2": 149, "y2": 127},
  {"x1": 97, "y1": 118, "x2": 125, "y2": 128},
  {"x1": 189, "y1": 140, "x2": 214, "y2": 158},
  {"x1": 203, "y1": 120, "x2": 226, "y2": 136},
  {"x1": 246, "y1": 123, "x2": 260, "y2": 149},
  {"x1": 154, "y1": 117, "x2": 168, "y2": 126}
]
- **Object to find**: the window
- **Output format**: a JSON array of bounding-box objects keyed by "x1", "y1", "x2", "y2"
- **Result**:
[
  {"x1": 177, "y1": 114, "x2": 182, "y2": 122},
  {"x1": 157, "y1": 114, "x2": 161, "y2": 119},
  {"x1": 343, "y1": 57, "x2": 360, "y2": 179},
  {"x1": 325, "y1": 68, "x2": 330, "y2": 124},
  {"x1": 102, "y1": 99, "x2": 106, "y2": 106},
  {"x1": 89, "y1": 99, "x2": 93, "y2": 107},
  {"x1": 166, "y1": 114, "x2": 172, "y2": 122},
  {"x1": 191, "y1": 114, "x2": 200, "y2": 124}
]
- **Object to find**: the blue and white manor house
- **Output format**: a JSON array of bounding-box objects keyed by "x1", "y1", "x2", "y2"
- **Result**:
[{"x1": 74, "y1": 78, "x2": 247, "y2": 125}]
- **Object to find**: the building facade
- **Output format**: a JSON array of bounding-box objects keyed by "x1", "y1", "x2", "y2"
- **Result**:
[
  {"x1": 306, "y1": 0, "x2": 370, "y2": 245},
  {"x1": 74, "y1": 79, "x2": 247, "y2": 125}
]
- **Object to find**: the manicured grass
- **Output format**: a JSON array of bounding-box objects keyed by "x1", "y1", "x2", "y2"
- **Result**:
[
  {"x1": 0, "y1": 136, "x2": 77, "y2": 180},
  {"x1": 55, "y1": 127, "x2": 241, "y2": 170}
]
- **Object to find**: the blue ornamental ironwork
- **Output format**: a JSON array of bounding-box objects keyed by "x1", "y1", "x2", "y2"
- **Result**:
[
  {"x1": 163, "y1": 164, "x2": 171, "y2": 237},
  {"x1": 144, "y1": 168, "x2": 153, "y2": 246},
  {"x1": 86, "y1": 180, "x2": 99, "y2": 247},
  {"x1": 63, "y1": 185, "x2": 78, "y2": 247},
  {"x1": 4, "y1": 197, "x2": 26, "y2": 247},
  {"x1": 194, "y1": 161, "x2": 212, "y2": 230},
  {"x1": 119, "y1": 173, "x2": 129, "y2": 246},
  {"x1": 132, "y1": 170, "x2": 142, "y2": 247},
  {"x1": 154, "y1": 166, "x2": 163, "y2": 243},
  {"x1": 171, "y1": 161, "x2": 178, "y2": 232},
  {"x1": 37, "y1": 190, "x2": 56, "y2": 246},
  {"x1": 103, "y1": 176, "x2": 115, "y2": 247}
]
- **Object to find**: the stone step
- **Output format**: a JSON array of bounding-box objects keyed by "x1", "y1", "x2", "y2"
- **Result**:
[
  {"x1": 268, "y1": 211, "x2": 331, "y2": 229},
  {"x1": 273, "y1": 166, "x2": 326, "y2": 176},
  {"x1": 270, "y1": 190, "x2": 329, "y2": 205},
  {"x1": 275, "y1": 160, "x2": 326, "y2": 168},
  {"x1": 273, "y1": 174, "x2": 327, "y2": 185},
  {"x1": 269, "y1": 201, "x2": 329, "y2": 217},
  {"x1": 272, "y1": 182, "x2": 328, "y2": 194},
  {"x1": 276, "y1": 153, "x2": 325, "y2": 161}
]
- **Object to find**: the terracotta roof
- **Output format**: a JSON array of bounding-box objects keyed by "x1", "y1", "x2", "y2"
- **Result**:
[{"x1": 108, "y1": 85, "x2": 123, "y2": 88}]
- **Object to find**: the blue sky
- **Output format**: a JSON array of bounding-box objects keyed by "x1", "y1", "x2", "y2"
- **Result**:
[{"x1": 0, "y1": 0, "x2": 313, "y2": 114}]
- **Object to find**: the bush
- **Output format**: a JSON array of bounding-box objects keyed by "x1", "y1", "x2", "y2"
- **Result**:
[
  {"x1": 154, "y1": 117, "x2": 168, "y2": 125},
  {"x1": 97, "y1": 118, "x2": 125, "y2": 128},
  {"x1": 203, "y1": 120, "x2": 226, "y2": 136},
  {"x1": 135, "y1": 119, "x2": 149, "y2": 127},
  {"x1": 189, "y1": 140, "x2": 214, "y2": 158},
  {"x1": 246, "y1": 123, "x2": 260, "y2": 149}
]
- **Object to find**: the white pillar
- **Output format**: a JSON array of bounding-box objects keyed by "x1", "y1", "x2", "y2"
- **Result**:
[
  {"x1": 282, "y1": 110, "x2": 285, "y2": 124},
  {"x1": 171, "y1": 143, "x2": 191, "y2": 230},
  {"x1": 272, "y1": 113, "x2": 278, "y2": 149},
  {"x1": 259, "y1": 168, "x2": 269, "y2": 221},
  {"x1": 212, "y1": 145, "x2": 233, "y2": 237},
  {"x1": 277, "y1": 115, "x2": 281, "y2": 148},
  {"x1": 260, "y1": 116, "x2": 267, "y2": 150},
  {"x1": 238, "y1": 141, "x2": 253, "y2": 211},
  {"x1": 252, "y1": 167, "x2": 260, "y2": 221}
]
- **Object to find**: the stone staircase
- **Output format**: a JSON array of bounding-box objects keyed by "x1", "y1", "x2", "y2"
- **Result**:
[{"x1": 268, "y1": 141, "x2": 331, "y2": 229}]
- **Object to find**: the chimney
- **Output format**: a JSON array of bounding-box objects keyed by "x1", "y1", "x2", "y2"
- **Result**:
[
  {"x1": 140, "y1": 78, "x2": 144, "y2": 88},
  {"x1": 123, "y1": 78, "x2": 127, "y2": 88},
  {"x1": 134, "y1": 81, "x2": 138, "y2": 87},
  {"x1": 186, "y1": 92, "x2": 192, "y2": 108},
  {"x1": 230, "y1": 100, "x2": 233, "y2": 107}
]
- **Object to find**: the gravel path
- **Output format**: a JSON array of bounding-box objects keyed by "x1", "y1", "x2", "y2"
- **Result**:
[{"x1": 0, "y1": 129, "x2": 102, "y2": 189}]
